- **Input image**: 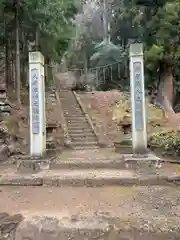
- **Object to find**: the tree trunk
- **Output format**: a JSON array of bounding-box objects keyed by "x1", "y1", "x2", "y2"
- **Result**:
[
  {"x1": 15, "y1": 1, "x2": 21, "y2": 105},
  {"x1": 12, "y1": 58, "x2": 16, "y2": 89},
  {"x1": 11, "y1": 61, "x2": 13, "y2": 87},
  {"x1": 35, "y1": 27, "x2": 40, "y2": 51},
  {"x1": 4, "y1": 20, "x2": 10, "y2": 90},
  {"x1": 22, "y1": 30, "x2": 29, "y2": 85},
  {"x1": 45, "y1": 62, "x2": 48, "y2": 84},
  {"x1": 21, "y1": 62, "x2": 25, "y2": 86},
  {"x1": 103, "y1": 0, "x2": 109, "y2": 41},
  {"x1": 83, "y1": 51, "x2": 88, "y2": 85},
  {"x1": 157, "y1": 66, "x2": 174, "y2": 113},
  {"x1": 21, "y1": 31, "x2": 25, "y2": 86},
  {"x1": 25, "y1": 64, "x2": 29, "y2": 87}
]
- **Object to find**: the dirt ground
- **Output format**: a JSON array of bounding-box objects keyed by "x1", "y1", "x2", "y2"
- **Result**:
[{"x1": 0, "y1": 185, "x2": 180, "y2": 230}]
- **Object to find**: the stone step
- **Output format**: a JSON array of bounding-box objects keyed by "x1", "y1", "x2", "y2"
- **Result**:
[
  {"x1": 65, "y1": 116, "x2": 89, "y2": 123},
  {"x1": 60, "y1": 96, "x2": 76, "y2": 98},
  {"x1": 60, "y1": 99, "x2": 77, "y2": 103},
  {"x1": 69, "y1": 130, "x2": 94, "y2": 134},
  {"x1": 71, "y1": 140, "x2": 97, "y2": 144},
  {"x1": 66, "y1": 118, "x2": 87, "y2": 122},
  {"x1": 66, "y1": 117, "x2": 85, "y2": 121},
  {"x1": 68, "y1": 125, "x2": 90, "y2": 130},
  {"x1": 68, "y1": 130, "x2": 92, "y2": 134},
  {"x1": 67, "y1": 118, "x2": 87, "y2": 122},
  {"x1": 61, "y1": 100, "x2": 79, "y2": 103},
  {"x1": 61, "y1": 104, "x2": 80, "y2": 107},
  {"x1": 59, "y1": 92, "x2": 74, "y2": 95},
  {"x1": 67, "y1": 120, "x2": 88, "y2": 125},
  {"x1": 61, "y1": 105, "x2": 81, "y2": 108},
  {"x1": 59, "y1": 97, "x2": 77, "y2": 100},
  {"x1": 61, "y1": 103, "x2": 78, "y2": 106},
  {"x1": 67, "y1": 125, "x2": 90, "y2": 129},
  {"x1": 68, "y1": 127, "x2": 93, "y2": 131},
  {"x1": 63, "y1": 109, "x2": 84, "y2": 117},
  {"x1": 59, "y1": 90, "x2": 96, "y2": 143},
  {"x1": 70, "y1": 133, "x2": 95, "y2": 138},
  {"x1": 69, "y1": 133, "x2": 95, "y2": 138},
  {"x1": 59, "y1": 94, "x2": 75, "y2": 96},
  {"x1": 62, "y1": 104, "x2": 80, "y2": 107},
  {"x1": 44, "y1": 169, "x2": 137, "y2": 187},
  {"x1": 71, "y1": 136, "x2": 97, "y2": 141},
  {"x1": 70, "y1": 137, "x2": 97, "y2": 142},
  {"x1": 64, "y1": 112, "x2": 83, "y2": 116},
  {"x1": 59, "y1": 93, "x2": 74, "y2": 96},
  {"x1": 64, "y1": 115, "x2": 85, "y2": 119},
  {"x1": 64, "y1": 113, "x2": 84, "y2": 117},
  {"x1": 65, "y1": 115, "x2": 86, "y2": 119},
  {"x1": 61, "y1": 99, "x2": 78, "y2": 102},
  {"x1": 1, "y1": 165, "x2": 180, "y2": 187},
  {"x1": 73, "y1": 145, "x2": 99, "y2": 150},
  {"x1": 69, "y1": 129, "x2": 94, "y2": 134},
  {"x1": 71, "y1": 141, "x2": 98, "y2": 146},
  {"x1": 64, "y1": 112, "x2": 84, "y2": 115},
  {"x1": 50, "y1": 157, "x2": 126, "y2": 169},
  {"x1": 64, "y1": 112, "x2": 84, "y2": 116},
  {"x1": 50, "y1": 154, "x2": 162, "y2": 170},
  {"x1": 63, "y1": 107, "x2": 82, "y2": 111},
  {"x1": 62, "y1": 105, "x2": 79, "y2": 108},
  {"x1": 71, "y1": 144, "x2": 98, "y2": 149},
  {"x1": 65, "y1": 115, "x2": 85, "y2": 118},
  {"x1": 67, "y1": 121, "x2": 88, "y2": 125}
]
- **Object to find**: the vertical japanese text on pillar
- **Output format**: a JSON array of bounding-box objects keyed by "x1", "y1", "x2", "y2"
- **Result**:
[
  {"x1": 133, "y1": 62, "x2": 144, "y2": 131},
  {"x1": 31, "y1": 68, "x2": 40, "y2": 134}
]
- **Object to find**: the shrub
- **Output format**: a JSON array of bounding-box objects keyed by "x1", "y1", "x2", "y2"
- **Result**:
[{"x1": 148, "y1": 130, "x2": 180, "y2": 156}]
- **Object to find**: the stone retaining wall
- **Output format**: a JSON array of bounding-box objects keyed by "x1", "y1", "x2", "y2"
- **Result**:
[{"x1": 0, "y1": 213, "x2": 179, "y2": 240}]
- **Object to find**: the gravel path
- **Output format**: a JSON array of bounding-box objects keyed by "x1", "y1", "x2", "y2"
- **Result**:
[{"x1": 0, "y1": 185, "x2": 180, "y2": 231}]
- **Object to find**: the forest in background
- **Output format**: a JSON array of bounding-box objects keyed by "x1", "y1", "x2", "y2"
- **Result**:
[
  {"x1": 65, "y1": 0, "x2": 180, "y2": 114},
  {"x1": 0, "y1": 0, "x2": 180, "y2": 114},
  {"x1": 0, "y1": 0, "x2": 78, "y2": 104}
]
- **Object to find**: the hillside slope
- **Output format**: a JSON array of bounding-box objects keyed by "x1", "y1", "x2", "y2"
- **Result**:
[{"x1": 77, "y1": 90, "x2": 176, "y2": 147}]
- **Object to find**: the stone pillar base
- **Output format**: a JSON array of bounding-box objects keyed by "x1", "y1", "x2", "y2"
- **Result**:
[
  {"x1": 123, "y1": 152, "x2": 162, "y2": 170},
  {"x1": 16, "y1": 156, "x2": 52, "y2": 174},
  {"x1": 132, "y1": 149, "x2": 149, "y2": 158},
  {"x1": 114, "y1": 133, "x2": 132, "y2": 154},
  {"x1": 17, "y1": 160, "x2": 41, "y2": 174}
]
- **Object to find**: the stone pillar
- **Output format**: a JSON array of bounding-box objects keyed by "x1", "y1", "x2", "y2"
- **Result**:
[
  {"x1": 29, "y1": 51, "x2": 46, "y2": 156},
  {"x1": 129, "y1": 43, "x2": 147, "y2": 156}
]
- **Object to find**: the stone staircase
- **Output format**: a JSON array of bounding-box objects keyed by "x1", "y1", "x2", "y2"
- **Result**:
[{"x1": 59, "y1": 90, "x2": 99, "y2": 150}]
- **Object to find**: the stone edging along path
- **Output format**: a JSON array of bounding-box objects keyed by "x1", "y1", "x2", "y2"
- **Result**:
[
  {"x1": 0, "y1": 167, "x2": 180, "y2": 187},
  {"x1": 1, "y1": 213, "x2": 180, "y2": 240},
  {"x1": 55, "y1": 91, "x2": 72, "y2": 148}
]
